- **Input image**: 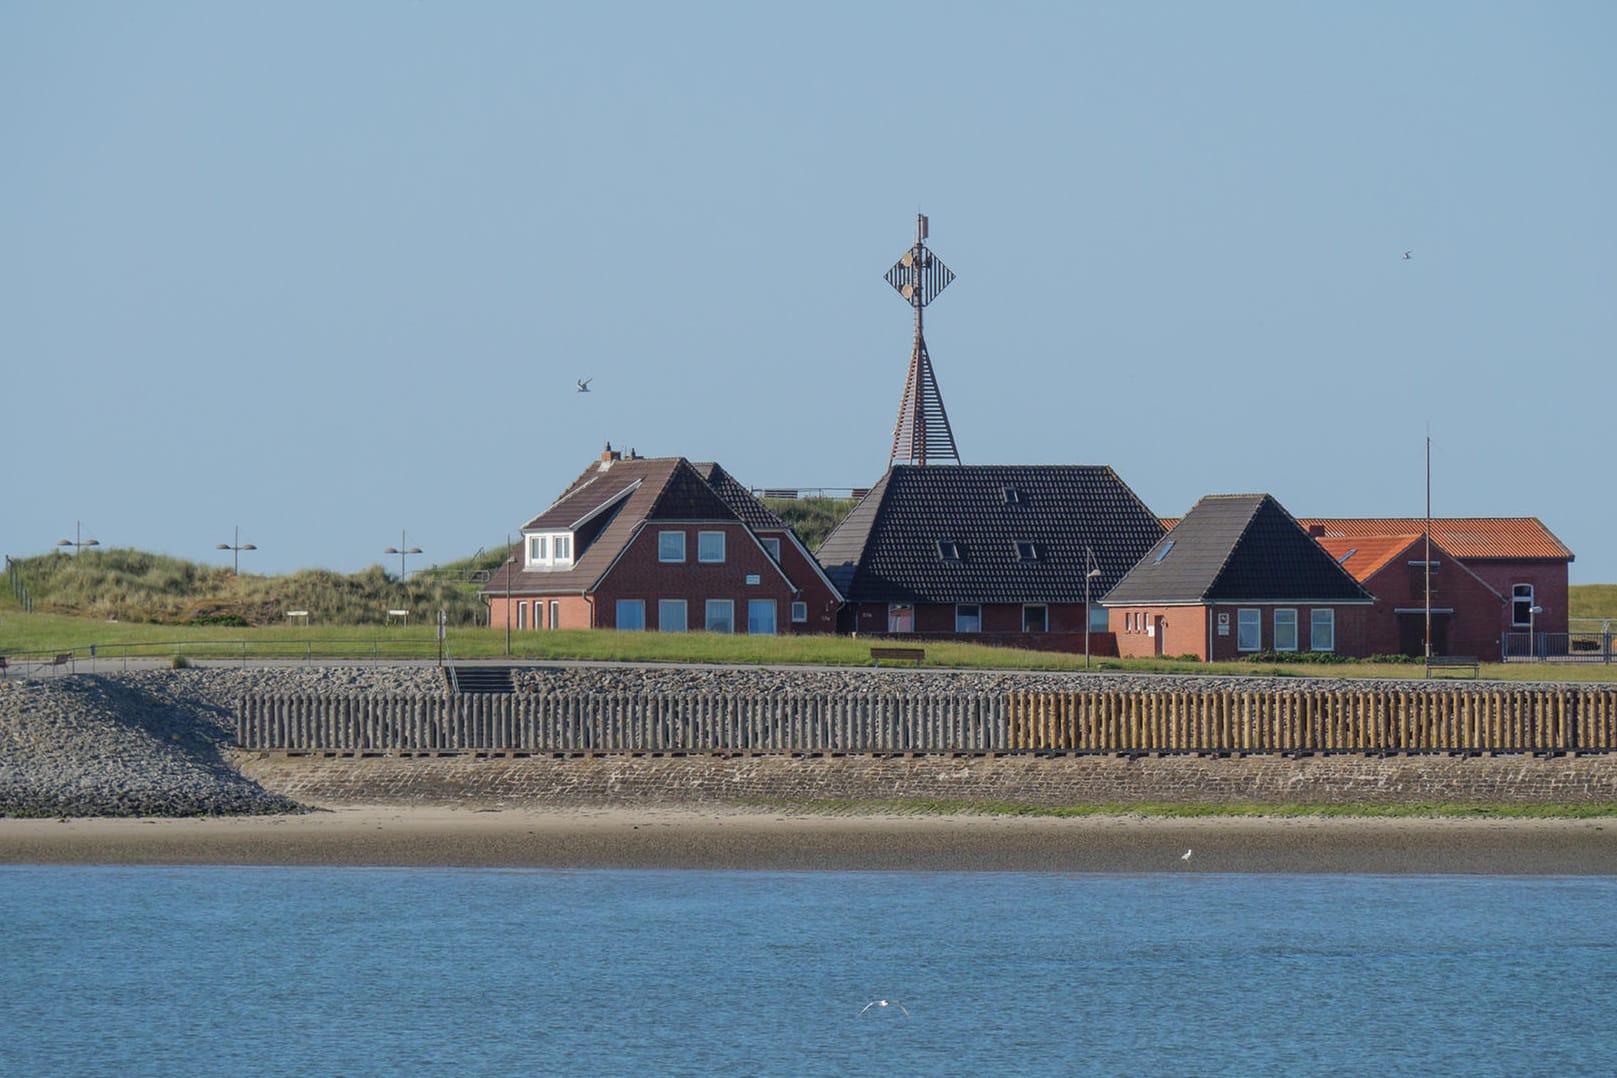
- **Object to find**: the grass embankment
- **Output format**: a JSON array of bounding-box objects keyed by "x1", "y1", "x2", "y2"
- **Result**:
[
  {"x1": 1571, "y1": 584, "x2": 1617, "y2": 621},
  {"x1": 741, "y1": 799, "x2": 1617, "y2": 819}
]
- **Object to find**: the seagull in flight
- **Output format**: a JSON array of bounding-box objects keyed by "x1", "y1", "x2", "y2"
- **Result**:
[
  {"x1": 577, "y1": 378, "x2": 592, "y2": 392},
  {"x1": 1402, "y1": 251, "x2": 1412, "y2": 260},
  {"x1": 1181, "y1": 849, "x2": 1193, "y2": 861},
  {"x1": 860, "y1": 999, "x2": 909, "y2": 1017}
]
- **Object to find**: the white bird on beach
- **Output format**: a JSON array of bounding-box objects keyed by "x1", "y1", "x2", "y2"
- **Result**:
[
  {"x1": 861, "y1": 999, "x2": 909, "y2": 1017},
  {"x1": 1181, "y1": 849, "x2": 1193, "y2": 861}
]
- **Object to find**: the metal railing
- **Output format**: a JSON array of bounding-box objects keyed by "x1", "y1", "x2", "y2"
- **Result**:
[{"x1": 1502, "y1": 632, "x2": 1615, "y2": 663}]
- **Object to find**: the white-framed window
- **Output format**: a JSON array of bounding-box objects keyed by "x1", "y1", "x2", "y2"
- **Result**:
[
  {"x1": 887, "y1": 603, "x2": 914, "y2": 633},
  {"x1": 526, "y1": 532, "x2": 573, "y2": 569},
  {"x1": 658, "y1": 531, "x2": 686, "y2": 563},
  {"x1": 698, "y1": 531, "x2": 726, "y2": 563},
  {"x1": 955, "y1": 604, "x2": 982, "y2": 633},
  {"x1": 616, "y1": 599, "x2": 645, "y2": 631},
  {"x1": 761, "y1": 537, "x2": 781, "y2": 562},
  {"x1": 1310, "y1": 609, "x2": 1335, "y2": 652},
  {"x1": 747, "y1": 599, "x2": 777, "y2": 635},
  {"x1": 548, "y1": 600, "x2": 560, "y2": 629},
  {"x1": 1024, "y1": 605, "x2": 1048, "y2": 633},
  {"x1": 791, "y1": 601, "x2": 808, "y2": 623},
  {"x1": 537, "y1": 601, "x2": 547, "y2": 630},
  {"x1": 1237, "y1": 608, "x2": 1261, "y2": 652},
  {"x1": 1274, "y1": 609, "x2": 1298, "y2": 652},
  {"x1": 517, "y1": 601, "x2": 528, "y2": 631},
  {"x1": 658, "y1": 599, "x2": 687, "y2": 632},
  {"x1": 705, "y1": 599, "x2": 734, "y2": 633},
  {"x1": 1512, "y1": 584, "x2": 1535, "y2": 627}
]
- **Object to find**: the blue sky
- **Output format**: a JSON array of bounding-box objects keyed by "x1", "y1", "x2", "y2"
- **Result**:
[{"x1": 4, "y1": 2, "x2": 1613, "y2": 581}]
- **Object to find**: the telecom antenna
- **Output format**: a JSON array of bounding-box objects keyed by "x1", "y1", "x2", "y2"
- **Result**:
[{"x1": 885, "y1": 213, "x2": 960, "y2": 466}]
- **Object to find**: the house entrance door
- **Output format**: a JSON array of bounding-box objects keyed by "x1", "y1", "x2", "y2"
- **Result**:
[
  {"x1": 1153, "y1": 616, "x2": 1166, "y2": 657},
  {"x1": 1398, "y1": 613, "x2": 1451, "y2": 656}
]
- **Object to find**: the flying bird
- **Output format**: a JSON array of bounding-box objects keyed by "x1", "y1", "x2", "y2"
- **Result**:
[
  {"x1": 577, "y1": 378, "x2": 592, "y2": 392},
  {"x1": 1181, "y1": 849, "x2": 1193, "y2": 861},
  {"x1": 860, "y1": 999, "x2": 909, "y2": 1017},
  {"x1": 1402, "y1": 251, "x2": 1412, "y2": 260}
]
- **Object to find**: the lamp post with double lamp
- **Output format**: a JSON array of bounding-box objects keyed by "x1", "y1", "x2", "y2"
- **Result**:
[
  {"x1": 1083, "y1": 546, "x2": 1102, "y2": 671},
  {"x1": 56, "y1": 522, "x2": 100, "y2": 556},
  {"x1": 384, "y1": 531, "x2": 423, "y2": 581},
  {"x1": 1529, "y1": 605, "x2": 1544, "y2": 661},
  {"x1": 215, "y1": 526, "x2": 257, "y2": 575}
]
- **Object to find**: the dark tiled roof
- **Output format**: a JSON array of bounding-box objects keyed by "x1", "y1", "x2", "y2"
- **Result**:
[
  {"x1": 692, "y1": 462, "x2": 786, "y2": 530},
  {"x1": 816, "y1": 465, "x2": 1164, "y2": 604},
  {"x1": 1104, "y1": 494, "x2": 1373, "y2": 606},
  {"x1": 487, "y1": 457, "x2": 743, "y2": 596}
]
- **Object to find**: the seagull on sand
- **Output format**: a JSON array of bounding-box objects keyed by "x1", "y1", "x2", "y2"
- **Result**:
[
  {"x1": 577, "y1": 378, "x2": 592, "y2": 392},
  {"x1": 861, "y1": 999, "x2": 910, "y2": 1017},
  {"x1": 1181, "y1": 849, "x2": 1193, "y2": 861}
]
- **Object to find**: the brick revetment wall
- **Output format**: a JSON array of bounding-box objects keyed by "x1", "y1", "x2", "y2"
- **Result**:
[{"x1": 236, "y1": 752, "x2": 1617, "y2": 809}]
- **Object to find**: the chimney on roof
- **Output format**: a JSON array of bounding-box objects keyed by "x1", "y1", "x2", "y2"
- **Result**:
[
  {"x1": 600, "y1": 441, "x2": 621, "y2": 469},
  {"x1": 1307, "y1": 524, "x2": 1325, "y2": 537}
]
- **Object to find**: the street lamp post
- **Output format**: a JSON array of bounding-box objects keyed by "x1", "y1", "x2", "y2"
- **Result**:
[
  {"x1": 215, "y1": 525, "x2": 257, "y2": 575},
  {"x1": 56, "y1": 521, "x2": 100, "y2": 555},
  {"x1": 1084, "y1": 546, "x2": 1102, "y2": 671},
  {"x1": 384, "y1": 531, "x2": 423, "y2": 581},
  {"x1": 1529, "y1": 605, "x2": 1544, "y2": 661}
]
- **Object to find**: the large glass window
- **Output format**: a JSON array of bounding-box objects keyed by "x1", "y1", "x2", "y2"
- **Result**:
[
  {"x1": 705, "y1": 599, "x2": 734, "y2": 633},
  {"x1": 1512, "y1": 584, "x2": 1535, "y2": 627},
  {"x1": 1310, "y1": 609, "x2": 1336, "y2": 652},
  {"x1": 698, "y1": 531, "x2": 726, "y2": 563},
  {"x1": 528, "y1": 536, "x2": 547, "y2": 562},
  {"x1": 615, "y1": 599, "x2": 645, "y2": 631},
  {"x1": 1274, "y1": 609, "x2": 1298, "y2": 652},
  {"x1": 887, "y1": 604, "x2": 914, "y2": 633},
  {"x1": 955, "y1": 604, "x2": 982, "y2": 633},
  {"x1": 1024, "y1": 605, "x2": 1048, "y2": 633},
  {"x1": 1089, "y1": 605, "x2": 1110, "y2": 633},
  {"x1": 554, "y1": 535, "x2": 571, "y2": 561},
  {"x1": 658, "y1": 599, "x2": 687, "y2": 632},
  {"x1": 1237, "y1": 609, "x2": 1261, "y2": 652},
  {"x1": 761, "y1": 537, "x2": 781, "y2": 562},
  {"x1": 747, "y1": 600, "x2": 777, "y2": 635},
  {"x1": 658, "y1": 532, "x2": 686, "y2": 563}
]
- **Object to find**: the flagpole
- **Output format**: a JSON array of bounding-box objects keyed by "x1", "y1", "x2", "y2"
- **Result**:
[{"x1": 1425, "y1": 429, "x2": 1432, "y2": 660}]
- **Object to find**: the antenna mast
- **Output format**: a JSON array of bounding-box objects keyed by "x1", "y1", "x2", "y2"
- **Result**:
[{"x1": 885, "y1": 213, "x2": 961, "y2": 466}]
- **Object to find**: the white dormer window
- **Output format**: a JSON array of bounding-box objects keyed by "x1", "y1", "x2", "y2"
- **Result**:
[{"x1": 525, "y1": 532, "x2": 575, "y2": 570}]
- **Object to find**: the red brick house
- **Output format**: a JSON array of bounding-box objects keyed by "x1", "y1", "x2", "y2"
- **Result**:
[
  {"x1": 815, "y1": 464, "x2": 1165, "y2": 652},
  {"x1": 1104, "y1": 494, "x2": 1375, "y2": 662},
  {"x1": 481, "y1": 447, "x2": 842, "y2": 634},
  {"x1": 1298, "y1": 518, "x2": 1574, "y2": 648},
  {"x1": 1315, "y1": 533, "x2": 1506, "y2": 659}
]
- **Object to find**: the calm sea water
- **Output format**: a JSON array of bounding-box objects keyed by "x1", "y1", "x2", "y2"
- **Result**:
[{"x1": 2, "y1": 867, "x2": 1614, "y2": 1077}]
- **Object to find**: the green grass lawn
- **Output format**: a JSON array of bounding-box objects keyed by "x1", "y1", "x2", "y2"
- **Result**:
[{"x1": 5, "y1": 607, "x2": 1617, "y2": 681}]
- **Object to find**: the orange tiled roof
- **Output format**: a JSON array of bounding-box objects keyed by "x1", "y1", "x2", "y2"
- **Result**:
[
  {"x1": 1315, "y1": 535, "x2": 1423, "y2": 582},
  {"x1": 1297, "y1": 518, "x2": 1573, "y2": 562}
]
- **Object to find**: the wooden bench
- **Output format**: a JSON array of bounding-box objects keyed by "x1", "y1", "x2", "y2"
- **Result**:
[
  {"x1": 870, "y1": 646, "x2": 925, "y2": 668},
  {"x1": 1425, "y1": 655, "x2": 1479, "y2": 679}
]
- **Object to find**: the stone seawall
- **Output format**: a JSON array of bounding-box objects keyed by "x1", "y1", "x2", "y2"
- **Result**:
[{"x1": 237, "y1": 752, "x2": 1617, "y2": 809}]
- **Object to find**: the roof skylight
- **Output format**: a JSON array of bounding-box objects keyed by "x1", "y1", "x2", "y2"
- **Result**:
[{"x1": 1154, "y1": 540, "x2": 1174, "y2": 563}]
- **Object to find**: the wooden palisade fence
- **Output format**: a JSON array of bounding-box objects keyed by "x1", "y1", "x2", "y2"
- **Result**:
[{"x1": 238, "y1": 688, "x2": 1617, "y2": 756}]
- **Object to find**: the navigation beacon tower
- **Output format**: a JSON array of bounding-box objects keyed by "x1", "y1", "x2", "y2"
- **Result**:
[{"x1": 884, "y1": 213, "x2": 961, "y2": 467}]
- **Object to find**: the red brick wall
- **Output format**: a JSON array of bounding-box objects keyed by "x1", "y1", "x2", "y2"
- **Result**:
[
  {"x1": 851, "y1": 601, "x2": 1094, "y2": 637},
  {"x1": 1359, "y1": 553, "x2": 1507, "y2": 659},
  {"x1": 593, "y1": 522, "x2": 799, "y2": 632},
  {"x1": 1463, "y1": 560, "x2": 1570, "y2": 637},
  {"x1": 1110, "y1": 605, "x2": 1370, "y2": 661},
  {"x1": 487, "y1": 595, "x2": 593, "y2": 631},
  {"x1": 761, "y1": 531, "x2": 841, "y2": 634}
]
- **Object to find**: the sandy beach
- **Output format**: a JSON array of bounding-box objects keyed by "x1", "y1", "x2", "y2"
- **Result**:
[{"x1": 3, "y1": 806, "x2": 1615, "y2": 874}]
